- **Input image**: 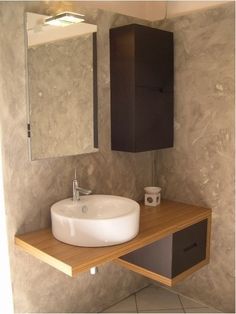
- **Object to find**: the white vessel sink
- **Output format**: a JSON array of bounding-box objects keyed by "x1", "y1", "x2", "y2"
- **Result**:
[{"x1": 51, "y1": 195, "x2": 140, "y2": 247}]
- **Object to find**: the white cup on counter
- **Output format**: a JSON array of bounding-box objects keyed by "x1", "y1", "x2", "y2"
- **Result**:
[{"x1": 144, "y1": 186, "x2": 161, "y2": 206}]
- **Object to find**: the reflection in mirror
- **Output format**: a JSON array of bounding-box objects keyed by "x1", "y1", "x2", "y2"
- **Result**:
[{"x1": 26, "y1": 13, "x2": 98, "y2": 160}]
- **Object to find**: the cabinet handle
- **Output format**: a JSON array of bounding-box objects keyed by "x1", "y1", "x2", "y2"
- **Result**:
[{"x1": 183, "y1": 242, "x2": 198, "y2": 252}]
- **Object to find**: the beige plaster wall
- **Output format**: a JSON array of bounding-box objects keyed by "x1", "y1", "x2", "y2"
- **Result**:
[
  {"x1": 153, "y1": 2, "x2": 235, "y2": 312},
  {"x1": 0, "y1": 2, "x2": 153, "y2": 313},
  {"x1": 166, "y1": 1, "x2": 232, "y2": 18}
]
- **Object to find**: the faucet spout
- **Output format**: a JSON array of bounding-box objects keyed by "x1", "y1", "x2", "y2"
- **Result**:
[
  {"x1": 77, "y1": 187, "x2": 92, "y2": 195},
  {"x1": 72, "y1": 179, "x2": 80, "y2": 201},
  {"x1": 72, "y1": 170, "x2": 92, "y2": 201}
]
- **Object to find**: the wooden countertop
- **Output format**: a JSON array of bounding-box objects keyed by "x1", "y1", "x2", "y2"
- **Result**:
[{"x1": 15, "y1": 200, "x2": 211, "y2": 277}]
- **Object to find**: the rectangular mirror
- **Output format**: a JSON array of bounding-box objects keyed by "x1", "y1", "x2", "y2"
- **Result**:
[{"x1": 26, "y1": 12, "x2": 98, "y2": 160}]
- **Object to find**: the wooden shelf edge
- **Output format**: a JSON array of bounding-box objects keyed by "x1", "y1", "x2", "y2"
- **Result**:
[
  {"x1": 15, "y1": 237, "x2": 72, "y2": 276},
  {"x1": 114, "y1": 258, "x2": 173, "y2": 286},
  {"x1": 115, "y1": 257, "x2": 210, "y2": 287}
]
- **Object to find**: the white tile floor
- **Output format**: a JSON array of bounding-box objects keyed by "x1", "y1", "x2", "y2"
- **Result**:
[{"x1": 102, "y1": 285, "x2": 220, "y2": 313}]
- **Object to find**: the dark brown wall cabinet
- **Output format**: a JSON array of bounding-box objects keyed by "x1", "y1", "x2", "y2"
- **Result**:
[
  {"x1": 120, "y1": 220, "x2": 207, "y2": 279},
  {"x1": 110, "y1": 24, "x2": 174, "y2": 152}
]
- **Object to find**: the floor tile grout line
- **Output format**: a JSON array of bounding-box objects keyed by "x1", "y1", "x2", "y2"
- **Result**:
[
  {"x1": 134, "y1": 292, "x2": 139, "y2": 313},
  {"x1": 100, "y1": 284, "x2": 151, "y2": 313},
  {"x1": 152, "y1": 283, "x2": 213, "y2": 310},
  {"x1": 136, "y1": 284, "x2": 186, "y2": 313},
  {"x1": 176, "y1": 291, "x2": 220, "y2": 312},
  {"x1": 101, "y1": 284, "x2": 220, "y2": 313},
  {"x1": 178, "y1": 294, "x2": 186, "y2": 313}
]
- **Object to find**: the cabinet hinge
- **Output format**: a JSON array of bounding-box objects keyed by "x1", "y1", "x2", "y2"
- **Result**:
[{"x1": 27, "y1": 123, "x2": 31, "y2": 138}]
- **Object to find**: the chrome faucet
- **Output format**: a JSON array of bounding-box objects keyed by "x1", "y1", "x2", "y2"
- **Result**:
[{"x1": 72, "y1": 169, "x2": 92, "y2": 201}]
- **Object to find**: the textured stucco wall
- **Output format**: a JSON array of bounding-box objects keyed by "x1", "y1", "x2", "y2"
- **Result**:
[
  {"x1": 0, "y1": 2, "x2": 153, "y2": 313},
  {"x1": 153, "y1": 3, "x2": 235, "y2": 312}
]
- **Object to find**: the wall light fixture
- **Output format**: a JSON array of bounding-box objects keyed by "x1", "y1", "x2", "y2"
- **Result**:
[{"x1": 45, "y1": 12, "x2": 85, "y2": 27}]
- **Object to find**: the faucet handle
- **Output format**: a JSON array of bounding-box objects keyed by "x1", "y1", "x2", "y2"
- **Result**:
[{"x1": 74, "y1": 168, "x2": 77, "y2": 181}]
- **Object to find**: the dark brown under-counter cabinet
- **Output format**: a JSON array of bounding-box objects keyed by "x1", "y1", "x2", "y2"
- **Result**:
[
  {"x1": 110, "y1": 24, "x2": 174, "y2": 152},
  {"x1": 118, "y1": 219, "x2": 209, "y2": 286}
]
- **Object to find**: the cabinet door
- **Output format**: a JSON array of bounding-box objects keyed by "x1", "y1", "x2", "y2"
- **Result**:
[
  {"x1": 110, "y1": 26, "x2": 136, "y2": 151},
  {"x1": 110, "y1": 24, "x2": 174, "y2": 152},
  {"x1": 172, "y1": 219, "x2": 207, "y2": 277},
  {"x1": 134, "y1": 86, "x2": 173, "y2": 151},
  {"x1": 134, "y1": 25, "x2": 174, "y2": 152},
  {"x1": 135, "y1": 25, "x2": 173, "y2": 92}
]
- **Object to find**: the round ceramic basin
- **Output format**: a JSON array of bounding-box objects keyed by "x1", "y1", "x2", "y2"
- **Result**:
[{"x1": 51, "y1": 195, "x2": 140, "y2": 247}]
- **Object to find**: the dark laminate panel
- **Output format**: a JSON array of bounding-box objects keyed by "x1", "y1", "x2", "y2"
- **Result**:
[
  {"x1": 134, "y1": 86, "x2": 173, "y2": 151},
  {"x1": 135, "y1": 24, "x2": 174, "y2": 91},
  {"x1": 110, "y1": 24, "x2": 174, "y2": 152},
  {"x1": 120, "y1": 219, "x2": 207, "y2": 279},
  {"x1": 172, "y1": 219, "x2": 207, "y2": 277},
  {"x1": 110, "y1": 25, "x2": 136, "y2": 151},
  {"x1": 121, "y1": 235, "x2": 173, "y2": 278}
]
